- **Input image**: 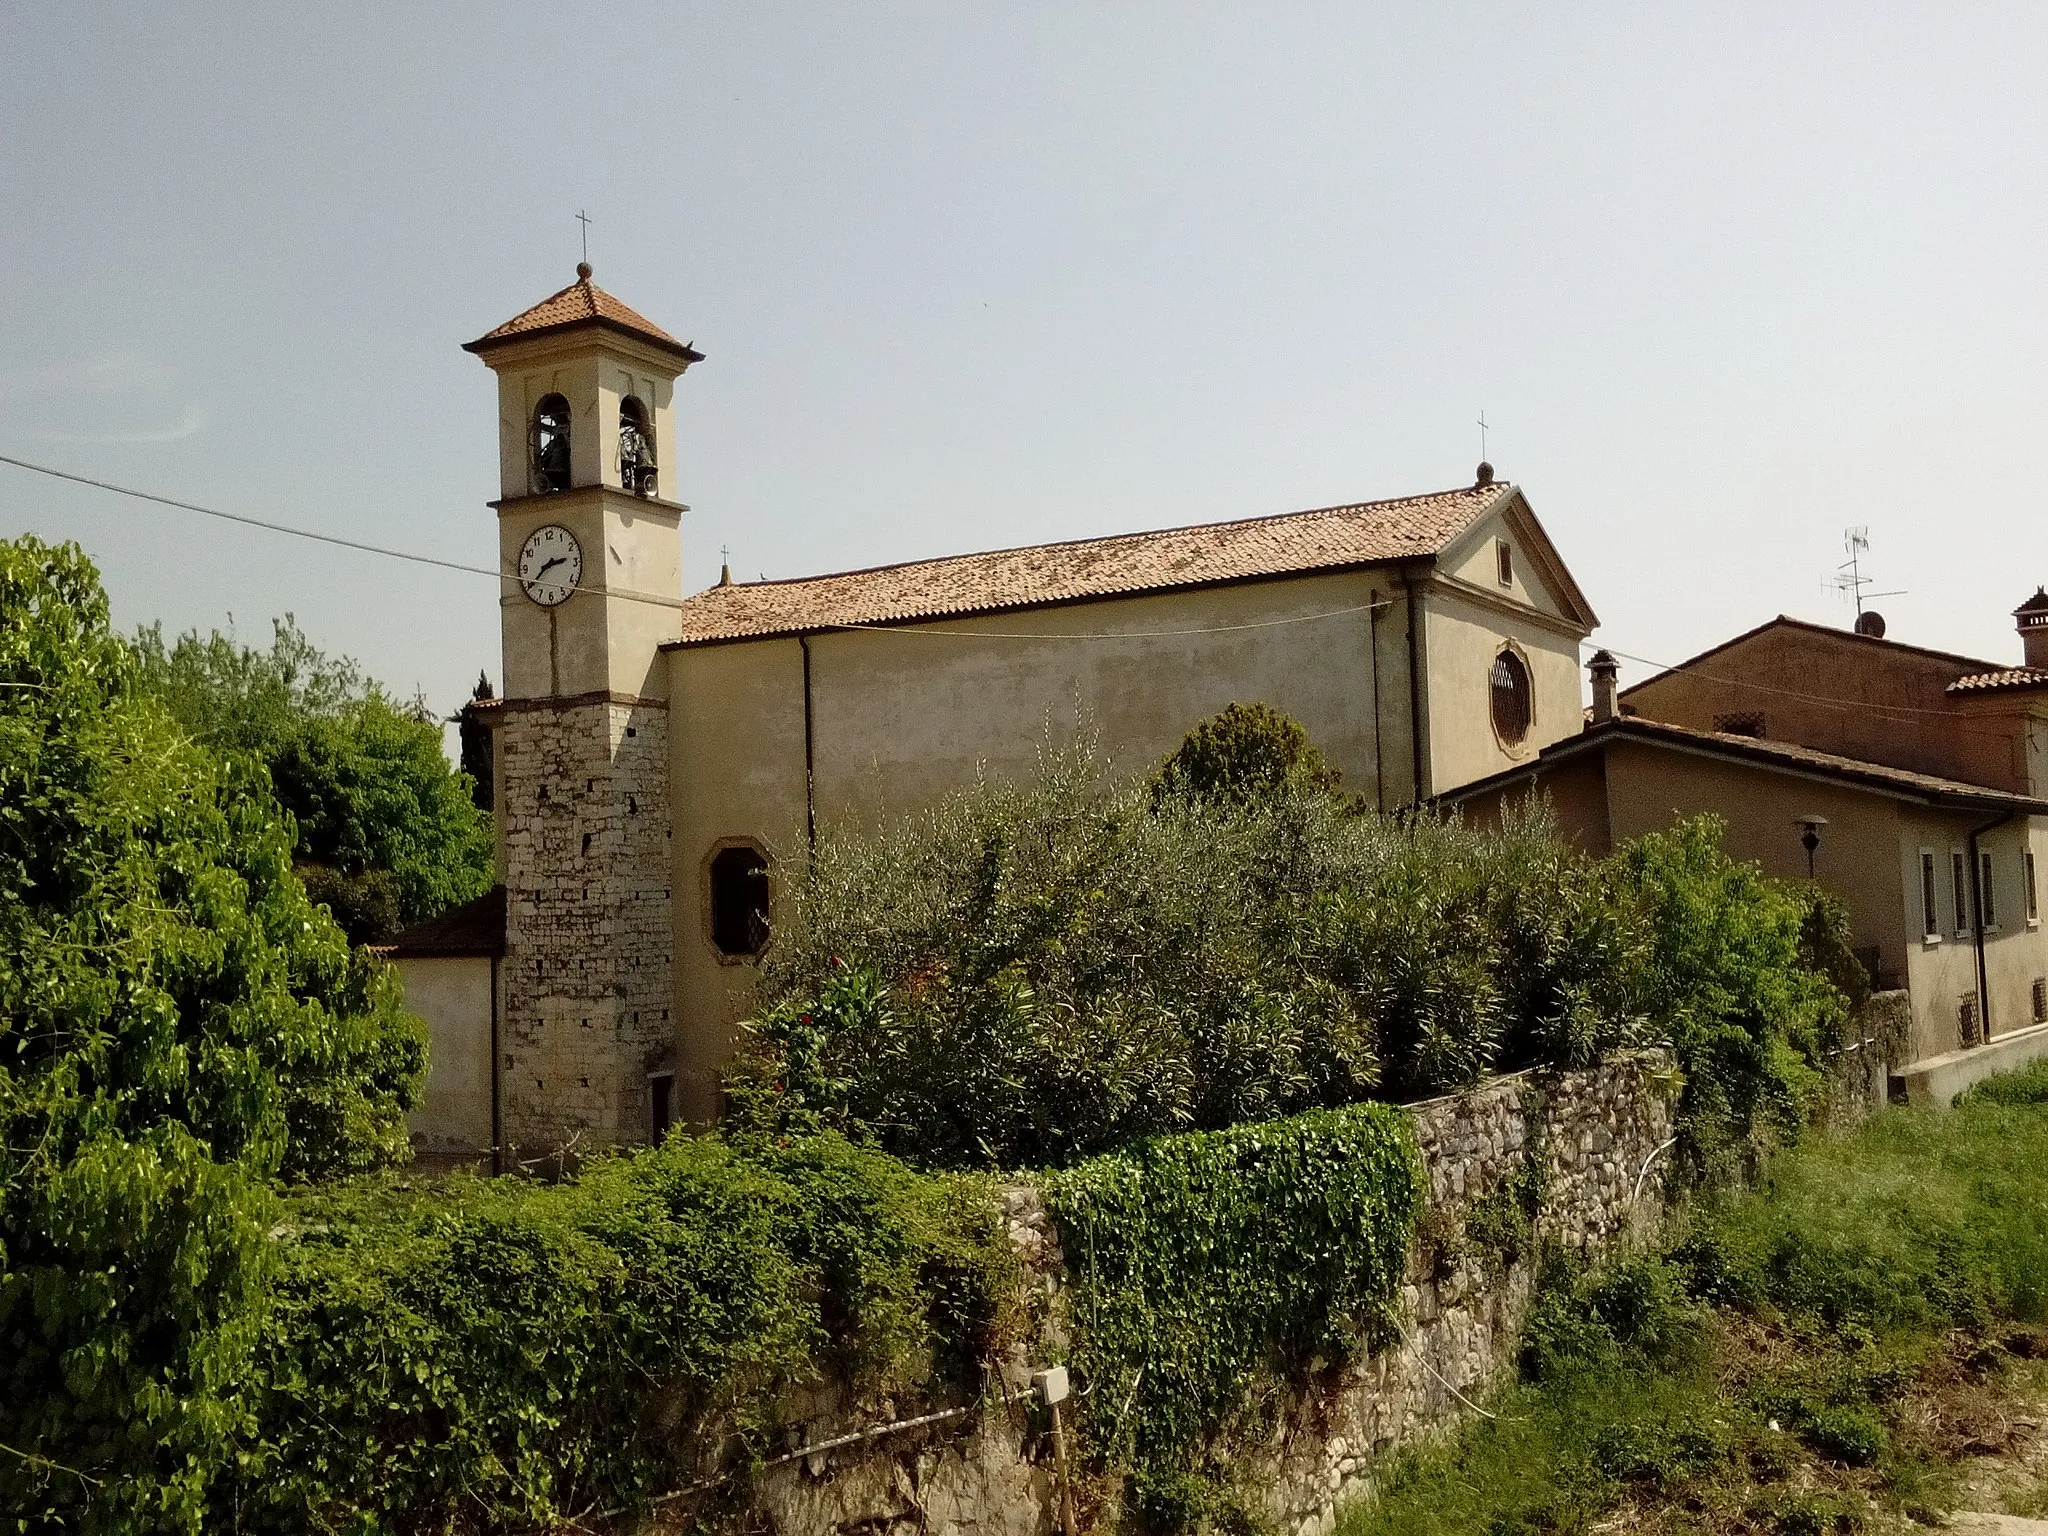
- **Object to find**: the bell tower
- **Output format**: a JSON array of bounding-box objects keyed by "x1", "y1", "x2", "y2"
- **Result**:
[{"x1": 464, "y1": 265, "x2": 702, "y2": 1153}]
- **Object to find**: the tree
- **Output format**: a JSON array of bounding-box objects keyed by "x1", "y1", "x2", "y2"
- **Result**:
[
  {"x1": 0, "y1": 538, "x2": 425, "y2": 1529},
  {"x1": 133, "y1": 617, "x2": 493, "y2": 942},
  {"x1": 1151, "y1": 701, "x2": 1341, "y2": 807}
]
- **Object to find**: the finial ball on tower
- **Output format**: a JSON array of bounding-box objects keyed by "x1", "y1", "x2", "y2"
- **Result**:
[{"x1": 576, "y1": 261, "x2": 593, "y2": 280}]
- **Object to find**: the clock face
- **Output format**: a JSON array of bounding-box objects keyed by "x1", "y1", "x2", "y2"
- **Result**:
[{"x1": 517, "y1": 524, "x2": 582, "y2": 607}]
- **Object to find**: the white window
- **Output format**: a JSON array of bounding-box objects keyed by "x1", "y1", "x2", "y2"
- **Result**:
[
  {"x1": 1982, "y1": 850, "x2": 1998, "y2": 930},
  {"x1": 1953, "y1": 850, "x2": 1970, "y2": 935},
  {"x1": 2028, "y1": 849, "x2": 2039, "y2": 925},
  {"x1": 1921, "y1": 851, "x2": 1940, "y2": 940},
  {"x1": 1495, "y1": 539, "x2": 1513, "y2": 587}
]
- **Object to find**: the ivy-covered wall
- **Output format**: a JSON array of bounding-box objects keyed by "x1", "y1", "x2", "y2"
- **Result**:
[{"x1": 716, "y1": 1052, "x2": 1677, "y2": 1536}]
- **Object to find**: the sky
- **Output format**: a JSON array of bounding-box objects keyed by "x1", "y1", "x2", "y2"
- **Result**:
[{"x1": 2, "y1": 4, "x2": 2044, "y2": 727}]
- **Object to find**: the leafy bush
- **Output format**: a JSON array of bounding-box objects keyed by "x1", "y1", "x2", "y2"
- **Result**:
[
  {"x1": 1615, "y1": 816, "x2": 1851, "y2": 1182},
  {"x1": 736, "y1": 732, "x2": 1650, "y2": 1168},
  {"x1": 215, "y1": 1131, "x2": 1017, "y2": 1532},
  {"x1": 1047, "y1": 1102, "x2": 1423, "y2": 1531},
  {"x1": 0, "y1": 538, "x2": 425, "y2": 1529},
  {"x1": 1149, "y1": 700, "x2": 1340, "y2": 806},
  {"x1": 134, "y1": 616, "x2": 492, "y2": 941}
]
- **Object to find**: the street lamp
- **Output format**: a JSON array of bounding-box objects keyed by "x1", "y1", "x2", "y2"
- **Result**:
[{"x1": 1795, "y1": 814, "x2": 1829, "y2": 879}]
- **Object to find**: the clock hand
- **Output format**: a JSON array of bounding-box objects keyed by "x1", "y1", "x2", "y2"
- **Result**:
[{"x1": 536, "y1": 555, "x2": 567, "y2": 578}]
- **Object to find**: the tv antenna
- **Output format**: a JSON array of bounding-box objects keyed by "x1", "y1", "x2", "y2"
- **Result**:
[{"x1": 1831, "y1": 527, "x2": 1905, "y2": 620}]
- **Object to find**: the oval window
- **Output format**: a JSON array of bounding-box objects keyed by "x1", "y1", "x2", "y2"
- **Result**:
[{"x1": 1490, "y1": 649, "x2": 1532, "y2": 744}]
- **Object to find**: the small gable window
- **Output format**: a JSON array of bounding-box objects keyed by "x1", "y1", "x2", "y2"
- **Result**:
[
  {"x1": 1495, "y1": 539, "x2": 1513, "y2": 587},
  {"x1": 1490, "y1": 648, "x2": 1532, "y2": 745},
  {"x1": 531, "y1": 394, "x2": 572, "y2": 494},
  {"x1": 619, "y1": 396, "x2": 656, "y2": 497},
  {"x1": 709, "y1": 844, "x2": 770, "y2": 958}
]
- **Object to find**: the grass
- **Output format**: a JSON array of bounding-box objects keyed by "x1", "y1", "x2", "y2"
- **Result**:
[{"x1": 1340, "y1": 1058, "x2": 2048, "y2": 1536}]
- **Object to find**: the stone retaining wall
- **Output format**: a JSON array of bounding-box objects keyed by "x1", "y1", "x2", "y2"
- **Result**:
[{"x1": 677, "y1": 1052, "x2": 1678, "y2": 1536}]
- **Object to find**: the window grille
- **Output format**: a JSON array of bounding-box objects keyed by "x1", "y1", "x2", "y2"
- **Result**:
[
  {"x1": 709, "y1": 844, "x2": 771, "y2": 958},
  {"x1": 2033, "y1": 978, "x2": 2046, "y2": 1025},
  {"x1": 1982, "y1": 850, "x2": 1997, "y2": 929},
  {"x1": 1953, "y1": 851, "x2": 1969, "y2": 934},
  {"x1": 1921, "y1": 852, "x2": 1938, "y2": 938},
  {"x1": 1490, "y1": 650, "x2": 1531, "y2": 745},
  {"x1": 1960, "y1": 993, "x2": 1981, "y2": 1049}
]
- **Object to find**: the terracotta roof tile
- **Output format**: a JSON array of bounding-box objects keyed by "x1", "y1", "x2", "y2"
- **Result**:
[
  {"x1": 375, "y1": 886, "x2": 505, "y2": 958},
  {"x1": 465, "y1": 267, "x2": 701, "y2": 362},
  {"x1": 1949, "y1": 668, "x2": 2048, "y2": 695},
  {"x1": 1446, "y1": 716, "x2": 2048, "y2": 814},
  {"x1": 670, "y1": 483, "x2": 1512, "y2": 646}
]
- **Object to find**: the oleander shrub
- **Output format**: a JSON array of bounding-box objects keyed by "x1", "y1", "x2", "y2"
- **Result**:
[
  {"x1": 732, "y1": 729, "x2": 1655, "y2": 1168},
  {"x1": 735, "y1": 713, "x2": 1857, "y2": 1172}
]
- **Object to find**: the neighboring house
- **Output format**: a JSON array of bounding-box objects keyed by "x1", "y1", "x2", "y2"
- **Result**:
[
  {"x1": 373, "y1": 887, "x2": 505, "y2": 1165},
  {"x1": 1447, "y1": 604, "x2": 2048, "y2": 1103},
  {"x1": 384, "y1": 264, "x2": 1602, "y2": 1159}
]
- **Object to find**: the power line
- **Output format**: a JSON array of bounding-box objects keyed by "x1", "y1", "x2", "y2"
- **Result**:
[
  {"x1": 0, "y1": 451, "x2": 1395, "y2": 641},
  {"x1": 1601, "y1": 643, "x2": 2012, "y2": 726}
]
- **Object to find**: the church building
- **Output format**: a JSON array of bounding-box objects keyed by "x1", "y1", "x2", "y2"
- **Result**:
[{"x1": 385, "y1": 267, "x2": 1600, "y2": 1162}]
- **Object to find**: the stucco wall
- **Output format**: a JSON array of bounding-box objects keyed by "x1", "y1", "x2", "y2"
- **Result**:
[
  {"x1": 1421, "y1": 586, "x2": 1585, "y2": 797},
  {"x1": 399, "y1": 954, "x2": 496, "y2": 1159},
  {"x1": 666, "y1": 570, "x2": 1404, "y2": 1121},
  {"x1": 664, "y1": 557, "x2": 1591, "y2": 1119}
]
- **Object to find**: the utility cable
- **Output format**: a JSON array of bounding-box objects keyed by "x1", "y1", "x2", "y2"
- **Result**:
[{"x1": 0, "y1": 450, "x2": 1394, "y2": 640}]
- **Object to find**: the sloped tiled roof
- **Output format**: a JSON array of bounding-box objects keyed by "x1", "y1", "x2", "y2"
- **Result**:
[
  {"x1": 375, "y1": 886, "x2": 505, "y2": 959},
  {"x1": 464, "y1": 266, "x2": 702, "y2": 363},
  {"x1": 1949, "y1": 668, "x2": 2048, "y2": 695},
  {"x1": 1444, "y1": 716, "x2": 2048, "y2": 815},
  {"x1": 670, "y1": 483, "x2": 1516, "y2": 646}
]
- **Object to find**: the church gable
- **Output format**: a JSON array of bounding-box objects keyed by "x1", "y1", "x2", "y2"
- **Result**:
[{"x1": 1434, "y1": 489, "x2": 1598, "y2": 633}]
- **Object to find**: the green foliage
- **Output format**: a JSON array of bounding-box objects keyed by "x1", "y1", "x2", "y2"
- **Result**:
[
  {"x1": 1047, "y1": 1103, "x2": 1424, "y2": 1531},
  {"x1": 214, "y1": 1131, "x2": 1018, "y2": 1533},
  {"x1": 1150, "y1": 701, "x2": 1340, "y2": 807},
  {"x1": 0, "y1": 538, "x2": 425, "y2": 1530},
  {"x1": 1345, "y1": 1061, "x2": 2048, "y2": 1536},
  {"x1": 1463, "y1": 1151, "x2": 1543, "y2": 1276},
  {"x1": 1955, "y1": 1054, "x2": 2048, "y2": 1107},
  {"x1": 1615, "y1": 815, "x2": 1850, "y2": 1183},
  {"x1": 269, "y1": 697, "x2": 494, "y2": 934},
  {"x1": 739, "y1": 741, "x2": 1650, "y2": 1168},
  {"x1": 134, "y1": 615, "x2": 492, "y2": 941}
]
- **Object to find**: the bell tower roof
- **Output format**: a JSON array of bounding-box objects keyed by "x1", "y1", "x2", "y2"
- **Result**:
[{"x1": 463, "y1": 263, "x2": 704, "y2": 366}]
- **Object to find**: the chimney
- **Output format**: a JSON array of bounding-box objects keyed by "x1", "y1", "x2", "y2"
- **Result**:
[
  {"x1": 1588, "y1": 649, "x2": 1619, "y2": 725},
  {"x1": 2017, "y1": 589, "x2": 2048, "y2": 670}
]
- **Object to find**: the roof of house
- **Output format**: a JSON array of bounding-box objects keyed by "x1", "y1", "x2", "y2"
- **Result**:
[
  {"x1": 1617, "y1": 614, "x2": 2006, "y2": 700},
  {"x1": 668, "y1": 481, "x2": 1530, "y2": 646},
  {"x1": 1948, "y1": 667, "x2": 2048, "y2": 696},
  {"x1": 463, "y1": 266, "x2": 703, "y2": 365},
  {"x1": 375, "y1": 886, "x2": 506, "y2": 959},
  {"x1": 1442, "y1": 715, "x2": 2048, "y2": 816}
]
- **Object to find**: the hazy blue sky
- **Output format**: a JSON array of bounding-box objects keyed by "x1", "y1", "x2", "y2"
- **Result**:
[{"x1": 2, "y1": 4, "x2": 2043, "y2": 724}]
